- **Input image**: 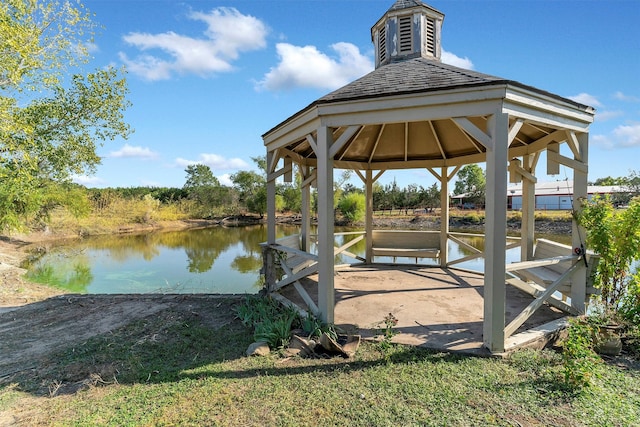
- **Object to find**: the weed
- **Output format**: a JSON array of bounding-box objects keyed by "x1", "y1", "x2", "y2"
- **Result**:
[
  {"x1": 562, "y1": 317, "x2": 602, "y2": 389},
  {"x1": 300, "y1": 314, "x2": 336, "y2": 341},
  {"x1": 377, "y1": 312, "x2": 398, "y2": 354}
]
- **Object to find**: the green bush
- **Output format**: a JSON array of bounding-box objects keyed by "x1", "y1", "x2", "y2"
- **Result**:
[
  {"x1": 562, "y1": 317, "x2": 602, "y2": 389},
  {"x1": 579, "y1": 196, "x2": 640, "y2": 318},
  {"x1": 337, "y1": 192, "x2": 365, "y2": 224}
]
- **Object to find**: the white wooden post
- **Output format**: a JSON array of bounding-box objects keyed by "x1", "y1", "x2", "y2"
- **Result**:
[
  {"x1": 266, "y1": 151, "x2": 277, "y2": 245},
  {"x1": 301, "y1": 165, "x2": 312, "y2": 252},
  {"x1": 483, "y1": 112, "x2": 509, "y2": 352},
  {"x1": 365, "y1": 169, "x2": 373, "y2": 263},
  {"x1": 317, "y1": 125, "x2": 335, "y2": 323},
  {"x1": 571, "y1": 133, "x2": 589, "y2": 313},
  {"x1": 521, "y1": 155, "x2": 536, "y2": 261},
  {"x1": 440, "y1": 167, "x2": 449, "y2": 266}
]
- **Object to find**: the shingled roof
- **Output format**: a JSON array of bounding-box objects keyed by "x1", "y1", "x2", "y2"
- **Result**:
[
  {"x1": 270, "y1": 56, "x2": 587, "y2": 133},
  {"x1": 317, "y1": 57, "x2": 506, "y2": 104}
]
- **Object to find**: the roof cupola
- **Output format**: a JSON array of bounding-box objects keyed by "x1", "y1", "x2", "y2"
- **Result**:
[{"x1": 371, "y1": 0, "x2": 444, "y2": 68}]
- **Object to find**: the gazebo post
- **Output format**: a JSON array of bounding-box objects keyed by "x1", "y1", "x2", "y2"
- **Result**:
[
  {"x1": 266, "y1": 151, "x2": 277, "y2": 245},
  {"x1": 316, "y1": 125, "x2": 335, "y2": 323},
  {"x1": 571, "y1": 132, "x2": 589, "y2": 313},
  {"x1": 365, "y1": 169, "x2": 374, "y2": 264},
  {"x1": 439, "y1": 167, "x2": 449, "y2": 266},
  {"x1": 521, "y1": 154, "x2": 537, "y2": 261},
  {"x1": 300, "y1": 165, "x2": 312, "y2": 252},
  {"x1": 483, "y1": 112, "x2": 509, "y2": 352}
]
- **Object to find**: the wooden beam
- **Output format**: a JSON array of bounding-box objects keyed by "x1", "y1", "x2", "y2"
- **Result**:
[
  {"x1": 280, "y1": 148, "x2": 308, "y2": 166},
  {"x1": 547, "y1": 150, "x2": 588, "y2": 173},
  {"x1": 284, "y1": 157, "x2": 292, "y2": 182},
  {"x1": 452, "y1": 117, "x2": 492, "y2": 149},
  {"x1": 267, "y1": 161, "x2": 293, "y2": 182},
  {"x1": 404, "y1": 122, "x2": 409, "y2": 161},
  {"x1": 316, "y1": 125, "x2": 335, "y2": 323},
  {"x1": 330, "y1": 125, "x2": 360, "y2": 158},
  {"x1": 484, "y1": 112, "x2": 509, "y2": 353},
  {"x1": 429, "y1": 120, "x2": 447, "y2": 159},
  {"x1": 368, "y1": 124, "x2": 385, "y2": 163},
  {"x1": 508, "y1": 119, "x2": 524, "y2": 146},
  {"x1": 504, "y1": 261, "x2": 580, "y2": 338},
  {"x1": 306, "y1": 134, "x2": 318, "y2": 155},
  {"x1": 571, "y1": 133, "x2": 589, "y2": 313},
  {"x1": 427, "y1": 167, "x2": 441, "y2": 180},
  {"x1": 268, "y1": 148, "x2": 281, "y2": 174},
  {"x1": 565, "y1": 130, "x2": 582, "y2": 162},
  {"x1": 301, "y1": 169, "x2": 317, "y2": 188}
]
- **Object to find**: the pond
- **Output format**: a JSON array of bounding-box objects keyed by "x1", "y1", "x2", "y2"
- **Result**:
[{"x1": 23, "y1": 225, "x2": 568, "y2": 295}]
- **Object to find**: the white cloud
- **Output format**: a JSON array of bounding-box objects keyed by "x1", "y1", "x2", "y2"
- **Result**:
[
  {"x1": 218, "y1": 173, "x2": 233, "y2": 187},
  {"x1": 592, "y1": 123, "x2": 640, "y2": 149},
  {"x1": 108, "y1": 144, "x2": 159, "y2": 159},
  {"x1": 256, "y1": 42, "x2": 374, "y2": 91},
  {"x1": 595, "y1": 110, "x2": 624, "y2": 122},
  {"x1": 441, "y1": 49, "x2": 474, "y2": 70},
  {"x1": 613, "y1": 91, "x2": 640, "y2": 102},
  {"x1": 72, "y1": 175, "x2": 106, "y2": 186},
  {"x1": 568, "y1": 93, "x2": 602, "y2": 107},
  {"x1": 613, "y1": 123, "x2": 640, "y2": 147},
  {"x1": 121, "y1": 7, "x2": 268, "y2": 80},
  {"x1": 591, "y1": 134, "x2": 613, "y2": 149},
  {"x1": 175, "y1": 153, "x2": 249, "y2": 170}
]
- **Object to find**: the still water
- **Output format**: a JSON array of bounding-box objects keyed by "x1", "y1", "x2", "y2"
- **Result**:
[{"x1": 23, "y1": 225, "x2": 566, "y2": 294}]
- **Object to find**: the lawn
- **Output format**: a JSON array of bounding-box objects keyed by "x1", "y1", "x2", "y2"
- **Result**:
[{"x1": 1, "y1": 297, "x2": 638, "y2": 426}]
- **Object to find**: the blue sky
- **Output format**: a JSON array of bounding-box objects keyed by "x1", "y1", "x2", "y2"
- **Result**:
[{"x1": 76, "y1": 0, "x2": 640, "y2": 190}]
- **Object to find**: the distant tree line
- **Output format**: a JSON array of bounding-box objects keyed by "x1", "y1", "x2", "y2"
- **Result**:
[{"x1": 7, "y1": 155, "x2": 638, "y2": 231}]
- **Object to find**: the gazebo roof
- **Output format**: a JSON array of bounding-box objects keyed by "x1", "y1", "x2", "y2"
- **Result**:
[
  {"x1": 263, "y1": 57, "x2": 594, "y2": 170},
  {"x1": 317, "y1": 58, "x2": 587, "y2": 109},
  {"x1": 262, "y1": 1, "x2": 594, "y2": 172}
]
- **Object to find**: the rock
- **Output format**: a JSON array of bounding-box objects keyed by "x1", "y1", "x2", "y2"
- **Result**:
[
  {"x1": 319, "y1": 333, "x2": 361, "y2": 358},
  {"x1": 284, "y1": 334, "x2": 317, "y2": 357},
  {"x1": 246, "y1": 341, "x2": 270, "y2": 357}
]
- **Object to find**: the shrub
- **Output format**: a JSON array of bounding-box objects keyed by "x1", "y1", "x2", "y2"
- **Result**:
[
  {"x1": 337, "y1": 192, "x2": 365, "y2": 224},
  {"x1": 562, "y1": 317, "x2": 602, "y2": 389},
  {"x1": 579, "y1": 196, "x2": 640, "y2": 318}
]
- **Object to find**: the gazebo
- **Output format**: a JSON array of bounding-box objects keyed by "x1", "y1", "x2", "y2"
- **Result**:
[{"x1": 261, "y1": 0, "x2": 595, "y2": 352}]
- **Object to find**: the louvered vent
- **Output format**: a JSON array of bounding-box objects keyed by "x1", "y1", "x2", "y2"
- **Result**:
[
  {"x1": 399, "y1": 16, "x2": 412, "y2": 53},
  {"x1": 379, "y1": 26, "x2": 387, "y2": 63},
  {"x1": 425, "y1": 17, "x2": 435, "y2": 56}
]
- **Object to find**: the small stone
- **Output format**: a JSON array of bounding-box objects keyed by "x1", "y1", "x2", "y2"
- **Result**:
[{"x1": 246, "y1": 341, "x2": 270, "y2": 357}]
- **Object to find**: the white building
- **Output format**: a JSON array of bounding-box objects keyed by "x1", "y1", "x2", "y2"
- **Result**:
[{"x1": 507, "y1": 181, "x2": 622, "y2": 210}]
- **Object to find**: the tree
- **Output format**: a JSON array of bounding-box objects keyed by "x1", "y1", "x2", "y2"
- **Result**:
[
  {"x1": 423, "y1": 183, "x2": 441, "y2": 211},
  {"x1": 453, "y1": 164, "x2": 486, "y2": 207},
  {"x1": 231, "y1": 157, "x2": 267, "y2": 217},
  {"x1": 183, "y1": 164, "x2": 231, "y2": 217},
  {"x1": 1, "y1": 0, "x2": 132, "y2": 230}
]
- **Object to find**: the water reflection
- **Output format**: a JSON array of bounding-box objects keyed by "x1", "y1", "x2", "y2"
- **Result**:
[
  {"x1": 24, "y1": 225, "x2": 567, "y2": 294},
  {"x1": 24, "y1": 225, "x2": 299, "y2": 294}
]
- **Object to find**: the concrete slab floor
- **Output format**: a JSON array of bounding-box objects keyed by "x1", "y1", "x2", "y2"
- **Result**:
[{"x1": 283, "y1": 265, "x2": 567, "y2": 355}]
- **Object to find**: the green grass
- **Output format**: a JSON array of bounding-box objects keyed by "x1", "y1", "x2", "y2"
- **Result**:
[{"x1": 2, "y1": 304, "x2": 639, "y2": 426}]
